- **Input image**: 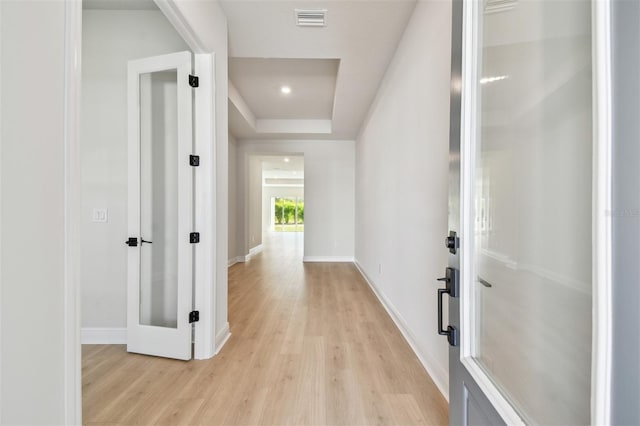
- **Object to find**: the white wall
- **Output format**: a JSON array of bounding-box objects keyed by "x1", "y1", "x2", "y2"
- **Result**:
[
  {"x1": 354, "y1": 1, "x2": 452, "y2": 397},
  {"x1": 81, "y1": 10, "x2": 189, "y2": 330},
  {"x1": 247, "y1": 155, "x2": 263, "y2": 250},
  {"x1": 228, "y1": 133, "x2": 239, "y2": 262},
  {"x1": 236, "y1": 140, "x2": 354, "y2": 261},
  {"x1": 1, "y1": 1, "x2": 68, "y2": 423}
]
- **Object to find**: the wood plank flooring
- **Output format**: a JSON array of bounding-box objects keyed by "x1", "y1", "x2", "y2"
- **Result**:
[{"x1": 82, "y1": 232, "x2": 448, "y2": 425}]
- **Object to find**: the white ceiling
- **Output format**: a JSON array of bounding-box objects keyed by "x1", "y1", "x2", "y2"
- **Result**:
[
  {"x1": 261, "y1": 155, "x2": 305, "y2": 179},
  {"x1": 229, "y1": 58, "x2": 339, "y2": 120},
  {"x1": 222, "y1": 0, "x2": 417, "y2": 141}
]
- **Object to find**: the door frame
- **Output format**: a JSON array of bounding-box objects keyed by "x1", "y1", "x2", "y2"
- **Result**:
[
  {"x1": 455, "y1": 0, "x2": 612, "y2": 423},
  {"x1": 154, "y1": 1, "x2": 219, "y2": 361},
  {"x1": 62, "y1": 0, "x2": 219, "y2": 422}
]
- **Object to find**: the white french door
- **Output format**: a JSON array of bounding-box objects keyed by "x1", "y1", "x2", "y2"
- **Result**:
[
  {"x1": 443, "y1": 0, "x2": 609, "y2": 424},
  {"x1": 126, "y1": 51, "x2": 194, "y2": 360}
]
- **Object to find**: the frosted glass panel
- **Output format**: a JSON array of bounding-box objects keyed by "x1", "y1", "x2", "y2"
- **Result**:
[
  {"x1": 139, "y1": 70, "x2": 179, "y2": 329},
  {"x1": 473, "y1": 1, "x2": 592, "y2": 424}
]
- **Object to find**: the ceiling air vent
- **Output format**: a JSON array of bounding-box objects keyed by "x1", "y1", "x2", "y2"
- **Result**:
[
  {"x1": 295, "y1": 9, "x2": 327, "y2": 27},
  {"x1": 484, "y1": 0, "x2": 517, "y2": 14}
]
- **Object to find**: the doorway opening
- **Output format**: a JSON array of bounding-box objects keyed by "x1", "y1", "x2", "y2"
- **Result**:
[
  {"x1": 263, "y1": 155, "x2": 304, "y2": 235},
  {"x1": 78, "y1": 0, "x2": 221, "y2": 420},
  {"x1": 252, "y1": 154, "x2": 305, "y2": 258}
]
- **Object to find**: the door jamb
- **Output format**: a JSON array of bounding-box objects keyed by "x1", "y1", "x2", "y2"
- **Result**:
[
  {"x1": 155, "y1": 0, "x2": 218, "y2": 361},
  {"x1": 63, "y1": 1, "x2": 82, "y2": 423}
]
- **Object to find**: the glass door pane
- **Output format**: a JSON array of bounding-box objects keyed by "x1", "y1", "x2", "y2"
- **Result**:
[
  {"x1": 139, "y1": 70, "x2": 179, "y2": 329},
  {"x1": 473, "y1": 1, "x2": 592, "y2": 424}
]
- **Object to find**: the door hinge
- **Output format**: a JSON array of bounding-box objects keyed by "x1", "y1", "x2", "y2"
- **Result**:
[
  {"x1": 189, "y1": 310, "x2": 200, "y2": 323},
  {"x1": 190, "y1": 232, "x2": 200, "y2": 244},
  {"x1": 189, "y1": 74, "x2": 199, "y2": 88},
  {"x1": 189, "y1": 155, "x2": 200, "y2": 167}
]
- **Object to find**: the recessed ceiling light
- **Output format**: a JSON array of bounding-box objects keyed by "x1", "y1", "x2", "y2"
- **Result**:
[
  {"x1": 284, "y1": 158, "x2": 290, "y2": 163},
  {"x1": 280, "y1": 86, "x2": 291, "y2": 95}
]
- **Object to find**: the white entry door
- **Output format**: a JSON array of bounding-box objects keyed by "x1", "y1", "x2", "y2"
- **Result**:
[
  {"x1": 443, "y1": 0, "x2": 607, "y2": 424},
  {"x1": 126, "y1": 51, "x2": 194, "y2": 360}
]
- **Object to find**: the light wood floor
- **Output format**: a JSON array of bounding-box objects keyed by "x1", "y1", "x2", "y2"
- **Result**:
[{"x1": 82, "y1": 232, "x2": 448, "y2": 425}]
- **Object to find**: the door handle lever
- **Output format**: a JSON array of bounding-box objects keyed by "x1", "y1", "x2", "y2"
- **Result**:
[
  {"x1": 141, "y1": 239, "x2": 152, "y2": 244},
  {"x1": 437, "y1": 267, "x2": 459, "y2": 347}
]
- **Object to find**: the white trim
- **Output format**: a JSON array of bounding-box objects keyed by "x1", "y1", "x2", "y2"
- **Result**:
[
  {"x1": 302, "y1": 256, "x2": 354, "y2": 263},
  {"x1": 228, "y1": 256, "x2": 246, "y2": 267},
  {"x1": 459, "y1": 0, "x2": 479, "y2": 359},
  {"x1": 63, "y1": 1, "x2": 82, "y2": 424},
  {"x1": 591, "y1": 0, "x2": 613, "y2": 423},
  {"x1": 229, "y1": 246, "x2": 264, "y2": 265},
  {"x1": 354, "y1": 261, "x2": 449, "y2": 401},
  {"x1": 214, "y1": 322, "x2": 231, "y2": 355},
  {"x1": 193, "y1": 53, "x2": 217, "y2": 360},
  {"x1": 153, "y1": 0, "x2": 207, "y2": 54},
  {"x1": 462, "y1": 358, "x2": 525, "y2": 425},
  {"x1": 81, "y1": 328, "x2": 127, "y2": 345},
  {"x1": 249, "y1": 243, "x2": 264, "y2": 256}
]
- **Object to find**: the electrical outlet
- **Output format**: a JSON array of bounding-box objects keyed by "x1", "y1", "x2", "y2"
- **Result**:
[{"x1": 92, "y1": 208, "x2": 108, "y2": 223}]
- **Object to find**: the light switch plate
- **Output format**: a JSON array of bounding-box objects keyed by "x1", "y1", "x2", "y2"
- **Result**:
[{"x1": 92, "y1": 208, "x2": 108, "y2": 223}]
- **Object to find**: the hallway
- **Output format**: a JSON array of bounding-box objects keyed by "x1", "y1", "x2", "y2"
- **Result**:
[{"x1": 82, "y1": 233, "x2": 448, "y2": 425}]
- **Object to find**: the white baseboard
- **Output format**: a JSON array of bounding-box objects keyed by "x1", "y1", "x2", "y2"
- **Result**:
[
  {"x1": 228, "y1": 256, "x2": 246, "y2": 267},
  {"x1": 302, "y1": 256, "x2": 355, "y2": 262},
  {"x1": 81, "y1": 327, "x2": 126, "y2": 345},
  {"x1": 82, "y1": 325, "x2": 232, "y2": 357},
  {"x1": 249, "y1": 244, "x2": 263, "y2": 256},
  {"x1": 215, "y1": 322, "x2": 231, "y2": 354},
  {"x1": 228, "y1": 245, "x2": 263, "y2": 267},
  {"x1": 354, "y1": 260, "x2": 449, "y2": 401}
]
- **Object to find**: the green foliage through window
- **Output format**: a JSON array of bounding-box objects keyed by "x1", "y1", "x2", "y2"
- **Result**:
[{"x1": 273, "y1": 197, "x2": 304, "y2": 232}]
